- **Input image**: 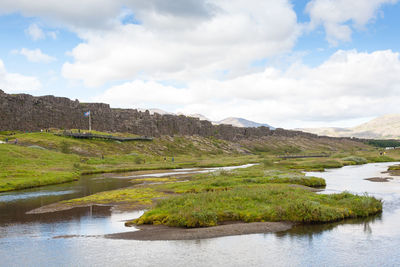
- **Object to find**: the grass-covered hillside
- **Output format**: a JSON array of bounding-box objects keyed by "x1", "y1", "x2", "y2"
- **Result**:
[
  {"x1": 0, "y1": 129, "x2": 398, "y2": 192},
  {"x1": 0, "y1": 144, "x2": 79, "y2": 192},
  {"x1": 0, "y1": 130, "x2": 257, "y2": 192}
]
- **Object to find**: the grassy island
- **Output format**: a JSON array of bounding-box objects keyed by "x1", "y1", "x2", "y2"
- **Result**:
[{"x1": 133, "y1": 187, "x2": 381, "y2": 227}]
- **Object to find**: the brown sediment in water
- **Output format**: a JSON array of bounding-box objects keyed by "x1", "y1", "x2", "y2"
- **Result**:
[
  {"x1": 26, "y1": 202, "x2": 87, "y2": 214},
  {"x1": 364, "y1": 177, "x2": 393, "y2": 183},
  {"x1": 26, "y1": 202, "x2": 148, "y2": 214},
  {"x1": 105, "y1": 221, "x2": 295, "y2": 241}
]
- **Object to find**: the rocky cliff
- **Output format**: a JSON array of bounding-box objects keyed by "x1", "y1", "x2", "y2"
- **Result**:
[{"x1": 0, "y1": 89, "x2": 332, "y2": 141}]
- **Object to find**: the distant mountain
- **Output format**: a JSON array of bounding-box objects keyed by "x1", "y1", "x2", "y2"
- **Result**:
[
  {"x1": 187, "y1": 113, "x2": 211, "y2": 121},
  {"x1": 138, "y1": 109, "x2": 274, "y2": 129},
  {"x1": 137, "y1": 108, "x2": 173, "y2": 115},
  {"x1": 216, "y1": 117, "x2": 275, "y2": 129},
  {"x1": 298, "y1": 127, "x2": 351, "y2": 137},
  {"x1": 299, "y1": 114, "x2": 400, "y2": 139}
]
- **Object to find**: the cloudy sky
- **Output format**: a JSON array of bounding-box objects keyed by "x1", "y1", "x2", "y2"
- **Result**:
[{"x1": 1, "y1": 0, "x2": 400, "y2": 128}]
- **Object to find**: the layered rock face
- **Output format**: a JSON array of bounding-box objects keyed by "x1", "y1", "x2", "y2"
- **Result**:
[{"x1": 0, "y1": 90, "x2": 320, "y2": 141}]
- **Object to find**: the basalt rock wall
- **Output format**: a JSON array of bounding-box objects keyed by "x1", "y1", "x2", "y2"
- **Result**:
[{"x1": 0, "y1": 90, "x2": 338, "y2": 141}]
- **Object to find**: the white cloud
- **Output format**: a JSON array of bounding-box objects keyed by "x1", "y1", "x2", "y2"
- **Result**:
[
  {"x1": 62, "y1": 0, "x2": 299, "y2": 87},
  {"x1": 0, "y1": 59, "x2": 41, "y2": 92},
  {"x1": 94, "y1": 50, "x2": 400, "y2": 128},
  {"x1": 95, "y1": 80, "x2": 192, "y2": 109},
  {"x1": 25, "y1": 23, "x2": 45, "y2": 41},
  {"x1": 13, "y1": 48, "x2": 56, "y2": 63},
  {"x1": 25, "y1": 23, "x2": 58, "y2": 41},
  {"x1": 47, "y1": 31, "x2": 58, "y2": 39},
  {"x1": 0, "y1": 0, "x2": 216, "y2": 30},
  {"x1": 1, "y1": 1, "x2": 119, "y2": 30},
  {"x1": 305, "y1": 0, "x2": 398, "y2": 45}
]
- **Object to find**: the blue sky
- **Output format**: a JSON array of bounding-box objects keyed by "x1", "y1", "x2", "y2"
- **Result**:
[{"x1": 1, "y1": 0, "x2": 400, "y2": 128}]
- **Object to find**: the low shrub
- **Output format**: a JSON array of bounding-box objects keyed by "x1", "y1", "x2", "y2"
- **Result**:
[
  {"x1": 366, "y1": 156, "x2": 395, "y2": 163},
  {"x1": 341, "y1": 156, "x2": 368, "y2": 165}
]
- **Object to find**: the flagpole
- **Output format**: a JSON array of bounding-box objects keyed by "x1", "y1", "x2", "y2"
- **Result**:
[{"x1": 89, "y1": 111, "x2": 91, "y2": 132}]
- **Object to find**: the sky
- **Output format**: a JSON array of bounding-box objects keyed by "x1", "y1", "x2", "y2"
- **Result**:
[{"x1": 1, "y1": 0, "x2": 400, "y2": 129}]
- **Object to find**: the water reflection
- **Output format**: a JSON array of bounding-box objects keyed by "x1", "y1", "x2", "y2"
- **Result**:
[
  {"x1": 0, "y1": 174, "x2": 133, "y2": 225},
  {"x1": 279, "y1": 213, "x2": 382, "y2": 239}
]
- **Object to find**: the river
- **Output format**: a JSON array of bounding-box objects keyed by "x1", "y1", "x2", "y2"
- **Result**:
[{"x1": 1, "y1": 162, "x2": 400, "y2": 266}]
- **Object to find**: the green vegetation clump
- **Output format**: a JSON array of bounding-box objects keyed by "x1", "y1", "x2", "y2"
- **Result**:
[
  {"x1": 60, "y1": 141, "x2": 71, "y2": 154},
  {"x1": 388, "y1": 165, "x2": 400, "y2": 170},
  {"x1": 342, "y1": 156, "x2": 368, "y2": 165},
  {"x1": 134, "y1": 185, "x2": 382, "y2": 227},
  {"x1": 290, "y1": 159, "x2": 344, "y2": 171},
  {"x1": 366, "y1": 156, "x2": 395, "y2": 163},
  {"x1": 262, "y1": 159, "x2": 274, "y2": 167}
]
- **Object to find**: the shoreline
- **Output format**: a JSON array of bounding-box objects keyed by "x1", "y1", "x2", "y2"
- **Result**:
[{"x1": 106, "y1": 221, "x2": 295, "y2": 241}]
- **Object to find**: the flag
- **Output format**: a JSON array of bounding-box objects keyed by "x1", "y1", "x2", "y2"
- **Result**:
[{"x1": 84, "y1": 111, "x2": 90, "y2": 117}]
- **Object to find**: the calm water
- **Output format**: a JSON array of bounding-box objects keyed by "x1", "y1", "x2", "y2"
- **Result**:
[{"x1": 1, "y1": 163, "x2": 400, "y2": 266}]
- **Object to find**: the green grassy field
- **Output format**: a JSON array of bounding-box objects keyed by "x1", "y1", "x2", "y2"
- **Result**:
[
  {"x1": 0, "y1": 144, "x2": 79, "y2": 192},
  {"x1": 0, "y1": 130, "x2": 260, "y2": 192}
]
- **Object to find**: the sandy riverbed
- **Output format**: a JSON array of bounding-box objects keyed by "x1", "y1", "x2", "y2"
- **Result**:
[{"x1": 106, "y1": 221, "x2": 295, "y2": 241}]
